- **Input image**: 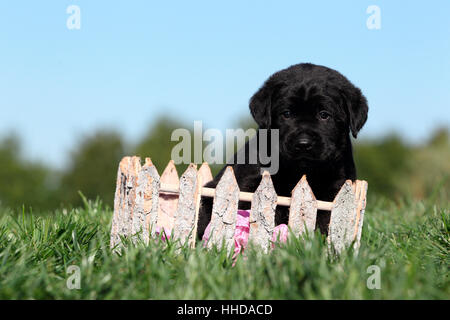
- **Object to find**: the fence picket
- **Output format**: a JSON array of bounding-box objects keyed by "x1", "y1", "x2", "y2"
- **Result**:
[
  {"x1": 157, "y1": 160, "x2": 179, "y2": 236},
  {"x1": 248, "y1": 171, "x2": 277, "y2": 253},
  {"x1": 207, "y1": 167, "x2": 239, "y2": 252},
  {"x1": 288, "y1": 175, "x2": 317, "y2": 237},
  {"x1": 328, "y1": 180, "x2": 357, "y2": 254},
  {"x1": 110, "y1": 156, "x2": 141, "y2": 249},
  {"x1": 133, "y1": 158, "x2": 160, "y2": 243},
  {"x1": 198, "y1": 162, "x2": 213, "y2": 184},
  {"x1": 353, "y1": 181, "x2": 368, "y2": 251},
  {"x1": 172, "y1": 164, "x2": 202, "y2": 248}
]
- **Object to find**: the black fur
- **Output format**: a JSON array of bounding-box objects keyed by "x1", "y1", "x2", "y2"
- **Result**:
[{"x1": 197, "y1": 63, "x2": 368, "y2": 238}]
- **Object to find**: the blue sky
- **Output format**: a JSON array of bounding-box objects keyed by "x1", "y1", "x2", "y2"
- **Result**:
[{"x1": 1, "y1": 0, "x2": 449, "y2": 167}]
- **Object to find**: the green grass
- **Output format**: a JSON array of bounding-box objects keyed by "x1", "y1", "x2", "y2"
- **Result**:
[{"x1": 0, "y1": 190, "x2": 448, "y2": 299}]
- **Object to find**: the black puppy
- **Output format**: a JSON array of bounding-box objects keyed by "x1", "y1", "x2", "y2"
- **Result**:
[{"x1": 197, "y1": 63, "x2": 368, "y2": 238}]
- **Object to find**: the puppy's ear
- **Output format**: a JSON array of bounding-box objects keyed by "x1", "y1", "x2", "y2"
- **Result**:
[
  {"x1": 345, "y1": 87, "x2": 368, "y2": 138},
  {"x1": 249, "y1": 81, "x2": 277, "y2": 129}
]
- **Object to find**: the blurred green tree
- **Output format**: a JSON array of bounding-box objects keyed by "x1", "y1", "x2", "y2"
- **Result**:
[
  {"x1": 0, "y1": 134, "x2": 54, "y2": 210},
  {"x1": 354, "y1": 134, "x2": 413, "y2": 198},
  {"x1": 59, "y1": 130, "x2": 126, "y2": 208},
  {"x1": 409, "y1": 127, "x2": 450, "y2": 198},
  {"x1": 134, "y1": 116, "x2": 199, "y2": 176}
]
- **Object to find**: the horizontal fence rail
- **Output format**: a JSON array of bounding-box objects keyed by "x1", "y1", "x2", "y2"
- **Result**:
[
  {"x1": 158, "y1": 183, "x2": 335, "y2": 211},
  {"x1": 110, "y1": 156, "x2": 368, "y2": 255}
]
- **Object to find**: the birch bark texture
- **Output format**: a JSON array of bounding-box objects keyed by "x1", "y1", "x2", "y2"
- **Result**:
[
  {"x1": 207, "y1": 166, "x2": 240, "y2": 252},
  {"x1": 248, "y1": 171, "x2": 277, "y2": 253},
  {"x1": 172, "y1": 164, "x2": 202, "y2": 248},
  {"x1": 288, "y1": 175, "x2": 317, "y2": 237}
]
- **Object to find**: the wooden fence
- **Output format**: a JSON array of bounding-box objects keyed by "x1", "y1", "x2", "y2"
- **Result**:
[{"x1": 110, "y1": 156, "x2": 368, "y2": 254}]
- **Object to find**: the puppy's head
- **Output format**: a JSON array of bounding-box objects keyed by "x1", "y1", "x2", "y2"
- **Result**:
[{"x1": 250, "y1": 63, "x2": 368, "y2": 163}]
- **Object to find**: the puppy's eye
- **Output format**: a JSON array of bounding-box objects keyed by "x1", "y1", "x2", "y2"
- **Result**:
[
  {"x1": 282, "y1": 111, "x2": 291, "y2": 119},
  {"x1": 318, "y1": 111, "x2": 331, "y2": 120}
]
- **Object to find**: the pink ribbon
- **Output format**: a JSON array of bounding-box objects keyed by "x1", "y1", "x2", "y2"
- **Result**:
[
  {"x1": 202, "y1": 210, "x2": 289, "y2": 264},
  {"x1": 155, "y1": 210, "x2": 289, "y2": 265}
]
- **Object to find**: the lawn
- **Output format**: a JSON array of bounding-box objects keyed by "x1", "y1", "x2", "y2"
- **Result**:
[{"x1": 0, "y1": 190, "x2": 448, "y2": 299}]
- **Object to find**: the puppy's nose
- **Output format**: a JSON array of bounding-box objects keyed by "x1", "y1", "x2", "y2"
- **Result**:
[{"x1": 296, "y1": 138, "x2": 313, "y2": 151}]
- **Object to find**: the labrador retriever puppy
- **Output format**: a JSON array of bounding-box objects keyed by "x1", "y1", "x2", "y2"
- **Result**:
[{"x1": 197, "y1": 63, "x2": 368, "y2": 238}]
